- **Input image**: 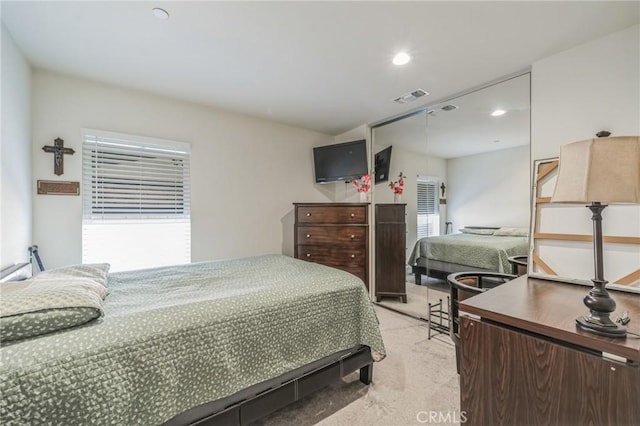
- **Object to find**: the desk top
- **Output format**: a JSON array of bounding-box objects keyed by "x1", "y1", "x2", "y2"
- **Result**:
[{"x1": 460, "y1": 275, "x2": 640, "y2": 361}]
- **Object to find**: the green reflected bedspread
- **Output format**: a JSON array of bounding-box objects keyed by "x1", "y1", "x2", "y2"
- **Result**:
[
  {"x1": 0, "y1": 255, "x2": 385, "y2": 425},
  {"x1": 408, "y1": 234, "x2": 528, "y2": 273}
]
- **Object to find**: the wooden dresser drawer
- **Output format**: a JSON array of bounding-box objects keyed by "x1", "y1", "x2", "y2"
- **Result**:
[
  {"x1": 296, "y1": 245, "x2": 365, "y2": 268},
  {"x1": 296, "y1": 205, "x2": 367, "y2": 224},
  {"x1": 293, "y1": 202, "x2": 369, "y2": 289},
  {"x1": 297, "y1": 256, "x2": 365, "y2": 283},
  {"x1": 334, "y1": 265, "x2": 366, "y2": 282},
  {"x1": 375, "y1": 203, "x2": 406, "y2": 223},
  {"x1": 296, "y1": 226, "x2": 366, "y2": 245}
]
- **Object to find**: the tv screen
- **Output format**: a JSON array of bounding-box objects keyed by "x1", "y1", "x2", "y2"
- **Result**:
[
  {"x1": 313, "y1": 139, "x2": 368, "y2": 183},
  {"x1": 374, "y1": 146, "x2": 392, "y2": 184}
]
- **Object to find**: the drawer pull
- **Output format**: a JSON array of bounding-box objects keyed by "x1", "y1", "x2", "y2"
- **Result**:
[
  {"x1": 350, "y1": 213, "x2": 355, "y2": 218},
  {"x1": 306, "y1": 253, "x2": 311, "y2": 257},
  {"x1": 350, "y1": 235, "x2": 355, "y2": 239},
  {"x1": 350, "y1": 254, "x2": 356, "y2": 259},
  {"x1": 306, "y1": 234, "x2": 311, "y2": 238},
  {"x1": 306, "y1": 213, "x2": 311, "y2": 217}
]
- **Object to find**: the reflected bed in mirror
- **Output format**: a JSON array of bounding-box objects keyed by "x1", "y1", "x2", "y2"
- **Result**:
[{"x1": 408, "y1": 226, "x2": 529, "y2": 284}]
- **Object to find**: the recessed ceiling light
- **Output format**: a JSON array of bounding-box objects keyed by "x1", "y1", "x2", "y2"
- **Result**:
[
  {"x1": 491, "y1": 109, "x2": 506, "y2": 117},
  {"x1": 152, "y1": 8, "x2": 170, "y2": 20},
  {"x1": 392, "y1": 52, "x2": 411, "y2": 66}
]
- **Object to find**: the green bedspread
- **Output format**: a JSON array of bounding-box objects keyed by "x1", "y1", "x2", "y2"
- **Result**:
[
  {"x1": 0, "y1": 255, "x2": 385, "y2": 425},
  {"x1": 408, "y1": 233, "x2": 528, "y2": 273}
]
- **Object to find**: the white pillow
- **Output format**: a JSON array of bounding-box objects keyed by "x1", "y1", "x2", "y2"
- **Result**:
[
  {"x1": 493, "y1": 227, "x2": 529, "y2": 237},
  {"x1": 458, "y1": 228, "x2": 496, "y2": 235}
]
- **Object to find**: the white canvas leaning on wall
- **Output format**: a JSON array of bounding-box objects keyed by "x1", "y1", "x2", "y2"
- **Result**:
[{"x1": 529, "y1": 158, "x2": 640, "y2": 294}]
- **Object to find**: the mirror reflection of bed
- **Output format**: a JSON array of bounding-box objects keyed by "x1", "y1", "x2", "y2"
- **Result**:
[{"x1": 371, "y1": 73, "x2": 531, "y2": 321}]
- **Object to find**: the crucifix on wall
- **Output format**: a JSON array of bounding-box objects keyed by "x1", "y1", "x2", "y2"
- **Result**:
[{"x1": 42, "y1": 137, "x2": 75, "y2": 176}]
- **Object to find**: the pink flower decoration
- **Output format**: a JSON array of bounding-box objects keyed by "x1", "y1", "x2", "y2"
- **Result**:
[
  {"x1": 389, "y1": 171, "x2": 406, "y2": 195},
  {"x1": 353, "y1": 174, "x2": 372, "y2": 193}
]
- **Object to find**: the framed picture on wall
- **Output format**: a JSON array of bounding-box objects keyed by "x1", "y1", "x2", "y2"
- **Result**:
[{"x1": 529, "y1": 157, "x2": 640, "y2": 294}]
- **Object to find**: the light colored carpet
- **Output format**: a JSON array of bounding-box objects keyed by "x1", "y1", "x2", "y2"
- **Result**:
[
  {"x1": 377, "y1": 279, "x2": 450, "y2": 321},
  {"x1": 255, "y1": 306, "x2": 460, "y2": 426}
]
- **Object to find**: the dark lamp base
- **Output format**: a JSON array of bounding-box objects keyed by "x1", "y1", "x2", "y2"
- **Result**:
[{"x1": 576, "y1": 316, "x2": 627, "y2": 338}]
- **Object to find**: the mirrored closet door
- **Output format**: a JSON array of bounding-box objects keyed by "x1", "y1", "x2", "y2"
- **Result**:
[{"x1": 371, "y1": 73, "x2": 531, "y2": 321}]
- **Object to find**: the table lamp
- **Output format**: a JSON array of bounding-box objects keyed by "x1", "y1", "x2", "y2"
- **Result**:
[{"x1": 551, "y1": 135, "x2": 640, "y2": 338}]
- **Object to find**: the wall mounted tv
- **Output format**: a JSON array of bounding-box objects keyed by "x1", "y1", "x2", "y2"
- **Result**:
[
  {"x1": 374, "y1": 146, "x2": 392, "y2": 184},
  {"x1": 313, "y1": 139, "x2": 368, "y2": 183}
]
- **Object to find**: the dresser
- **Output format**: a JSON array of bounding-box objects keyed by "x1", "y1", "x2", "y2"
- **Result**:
[
  {"x1": 374, "y1": 204, "x2": 406, "y2": 302},
  {"x1": 293, "y1": 203, "x2": 369, "y2": 288},
  {"x1": 459, "y1": 276, "x2": 640, "y2": 425}
]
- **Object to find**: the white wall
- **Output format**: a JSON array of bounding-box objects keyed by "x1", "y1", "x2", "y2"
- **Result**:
[
  {"x1": 531, "y1": 24, "x2": 640, "y2": 283},
  {"x1": 447, "y1": 146, "x2": 530, "y2": 231},
  {"x1": 374, "y1": 143, "x2": 447, "y2": 259},
  {"x1": 31, "y1": 70, "x2": 334, "y2": 268},
  {"x1": 1, "y1": 24, "x2": 32, "y2": 269},
  {"x1": 532, "y1": 25, "x2": 640, "y2": 159}
]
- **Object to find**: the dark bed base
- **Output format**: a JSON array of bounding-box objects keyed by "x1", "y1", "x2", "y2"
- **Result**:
[
  {"x1": 411, "y1": 263, "x2": 494, "y2": 286},
  {"x1": 165, "y1": 345, "x2": 373, "y2": 426},
  {"x1": 411, "y1": 264, "x2": 447, "y2": 284}
]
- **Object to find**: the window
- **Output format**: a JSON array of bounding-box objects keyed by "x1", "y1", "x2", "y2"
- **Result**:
[
  {"x1": 82, "y1": 129, "x2": 191, "y2": 272},
  {"x1": 417, "y1": 176, "x2": 440, "y2": 239}
]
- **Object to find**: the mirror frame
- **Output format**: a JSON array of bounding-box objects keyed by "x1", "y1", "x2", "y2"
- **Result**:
[{"x1": 529, "y1": 157, "x2": 640, "y2": 294}]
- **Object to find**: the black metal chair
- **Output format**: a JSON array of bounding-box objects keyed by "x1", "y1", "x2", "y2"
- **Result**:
[
  {"x1": 447, "y1": 271, "x2": 517, "y2": 374},
  {"x1": 507, "y1": 255, "x2": 528, "y2": 276}
]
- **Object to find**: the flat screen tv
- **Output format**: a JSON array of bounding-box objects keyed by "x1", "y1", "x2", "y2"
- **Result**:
[
  {"x1": 313, "y1": 139, "x2": 368, "y2": 183},
  {"x1": 374, "y1": 146, "x2": 392, "y2": 184}
]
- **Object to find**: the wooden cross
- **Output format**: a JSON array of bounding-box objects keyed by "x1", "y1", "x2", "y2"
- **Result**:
[{"x1": 42, "y1": 138, "x2": 75, "y2": 176}]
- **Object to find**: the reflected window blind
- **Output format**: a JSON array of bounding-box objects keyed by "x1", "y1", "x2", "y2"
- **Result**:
[
  {"x1": 82, "y1": 129, "x2": 191, "y2": 271},
  {"x1": 417, "y1": 176, "x2": 440, "y2": 239}
]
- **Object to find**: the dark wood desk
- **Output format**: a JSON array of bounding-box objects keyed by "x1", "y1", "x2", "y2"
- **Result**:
[{"x1": 459, "y1": 275, "x2": 640, "y2": 426}]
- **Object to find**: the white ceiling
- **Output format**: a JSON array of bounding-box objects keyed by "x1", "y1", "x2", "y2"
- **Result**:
[
  {"x1": 374, "y1": 73, "x2": 530, "y2": 159},
  {"x1": 2, "y1": 1, "x2": 638, "y2": 135}
]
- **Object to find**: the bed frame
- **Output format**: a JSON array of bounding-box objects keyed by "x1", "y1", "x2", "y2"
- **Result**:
[
  {"x1": 165, "y1": 345, "x2": 373, "y2": 425},
  {"x1": 411, "y1": 261, "x2": 493, "y2": 284}
]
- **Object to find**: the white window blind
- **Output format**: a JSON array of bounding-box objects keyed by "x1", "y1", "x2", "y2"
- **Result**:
[
  {"x1": 417, "y1": 176, "x2": 440, "y2": 239},
  {"x1": 82, "y1": 129, "x2": 191, "y2": 272}
]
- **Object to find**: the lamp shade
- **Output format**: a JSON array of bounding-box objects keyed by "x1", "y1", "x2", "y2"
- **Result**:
[{"x1": 551, "y1": 136, "x2": 640, "y2": 203}]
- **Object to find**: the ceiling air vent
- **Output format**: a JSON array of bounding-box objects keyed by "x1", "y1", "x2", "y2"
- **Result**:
[
  {"x1": 393, "y1": 89, "x2": 429, "y2": 104},
  {"x1": 441, "y1": 104, "x2": 458, "y2": 111}
]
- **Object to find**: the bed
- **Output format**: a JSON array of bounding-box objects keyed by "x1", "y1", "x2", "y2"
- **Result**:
[
  {"x1": 0, "y1": 254, "x2": 385, "y2": 425},
  {"x1": 408, "y1": 227, "x2": 529, "y2": 284}
]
